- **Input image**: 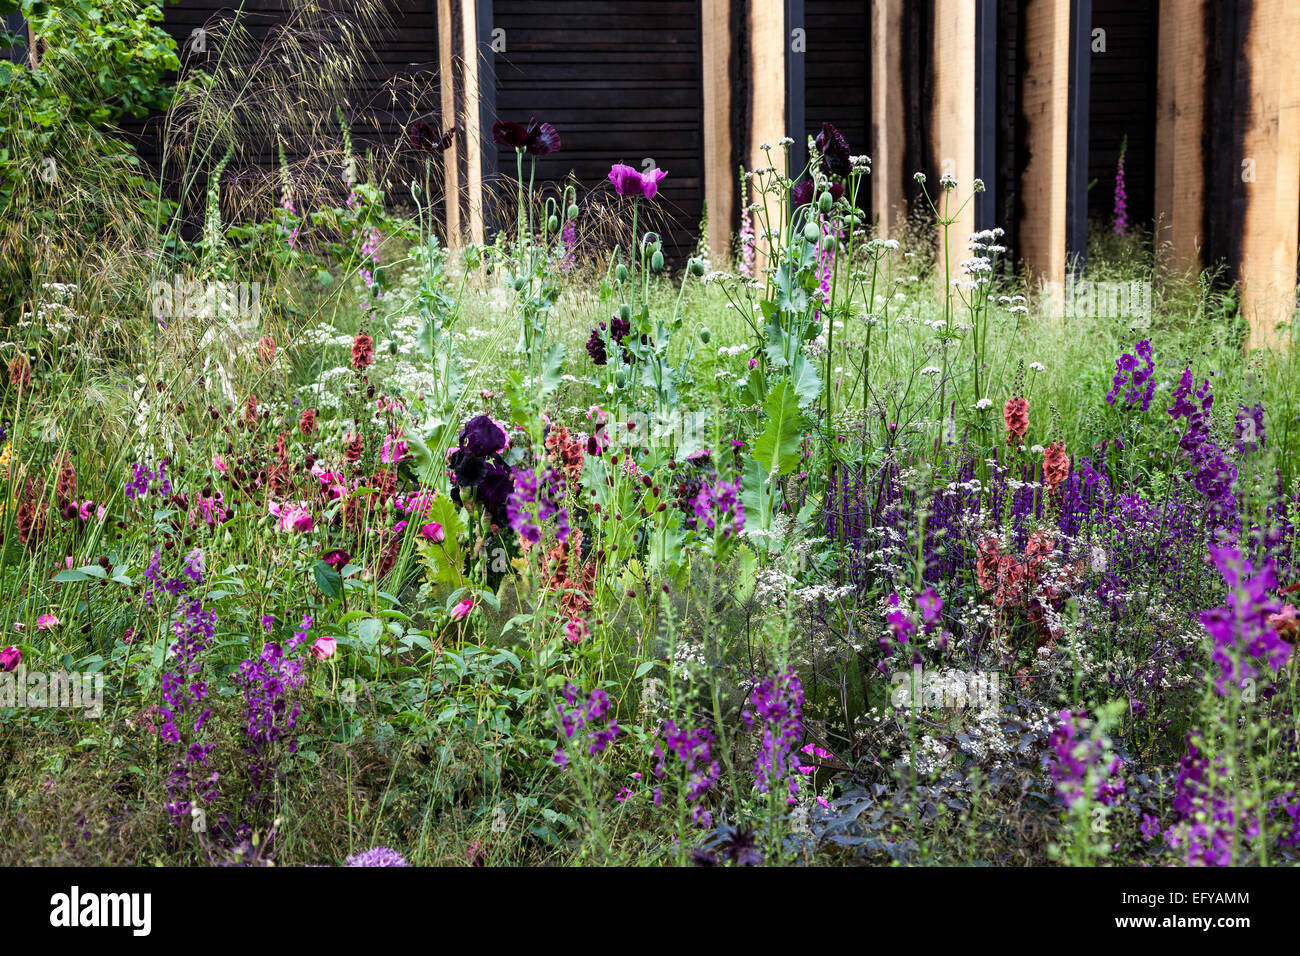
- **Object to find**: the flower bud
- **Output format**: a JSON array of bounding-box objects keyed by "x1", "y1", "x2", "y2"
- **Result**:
[
  {"x1": 687, "y1": 257, "x2": 705, "y2": 277},
  {"x1": 698, "y1": 327, "x2": 711, "y2": 344},
  {"x1": 615, "y1": 264, "x2": 628, "y2": 282},
  {"x1": 618, "y1": 303, "x2": 632, "y2": 322},
  {"x1": 818, "y1": 189, "x2": 833, "y2": 213},
  {"x1": 567, "y1": 203, "x2": 580, "y2": 221},
  {"x1": 651, "y1": 250, "x2": 665, "y2": 272},
  {"x1": 547, "y1": 215, "x2": 559, "y2": 232},
  {"x1": 803, "y1": 221, "x2": 821, "y2": 244}
]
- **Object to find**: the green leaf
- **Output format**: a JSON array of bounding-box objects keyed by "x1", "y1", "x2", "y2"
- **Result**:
[
  {"x1": 789, "y1": 351, "x2": 823, "y2": 409},
  {"x1": 751, "y1": 379, "x2": 805, "y2": 477},
  {"x1": 312, "y1": 560, "x2": 342, "y2": 598}
]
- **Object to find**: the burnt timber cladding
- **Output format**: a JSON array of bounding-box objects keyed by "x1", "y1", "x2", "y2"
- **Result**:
[
  {"x1": 801, "y1": 0, "x2": 869, "y2": 215},
  {"x1": 1087, "y1": 0, "x2": 1158, "y2": 229},
  {"x1": 118, "y1": 1, "x2": 442, "y2": 226},
  {"x1": 490, "y1": 0, "x2": 705, "y2": 259}
]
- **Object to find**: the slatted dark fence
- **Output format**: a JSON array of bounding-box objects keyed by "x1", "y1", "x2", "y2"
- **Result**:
[
  {"x1": 801, "y1": 0, "x2": 868, "y2": 212},
  {"x1": 490, "y1": 0, "x2": 704, "y2": 258},
  {"x1": 1087, "y1": 0, "x2": 1158, "y2": 229}
]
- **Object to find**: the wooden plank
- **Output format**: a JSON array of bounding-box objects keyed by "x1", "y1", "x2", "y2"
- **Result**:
[
  {"x1": 1239, "y1": 0, "x2": 1300, "y2": 350},
  {"x1": 461, "y1": 0, "x2": 484, "y2": 245},
  {"x1": 871, "y1": 0, "x2": 906, "y2": 236},
  {"x1": 750, "y1": 0, "x2": 787, "y2": 270},
  {"x1": 1018, "y1": 0, "x2": 1070, "y2": 288},
  {"x1": 1152, "y1": 0, "x2": 1206, "y2": 279},
  {"x1": 701, "y1": 0, "x2": 734, "y2": 264},
  {"x1": 931, "y1": 0, "x2": 975, "y2": 278},
  {"x1": 439, "y1": 0, "x2": 462, "y2": 245}
]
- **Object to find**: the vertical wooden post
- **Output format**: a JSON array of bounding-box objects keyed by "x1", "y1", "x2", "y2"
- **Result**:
[
  {"x1": 1153, "y1": 0, "x2": 1207, "y2": 280},
  {"x1": 1239, "y1": 0, "x2": 1300, "y2": 350},
  {"x1": 749, "y1": 0, "x2": 787, "y2": 271},
  {"x1": 870, "y1": 0, "x2": 906, "y2": 237},
  {"x1": 701, "y1": 0, "x2": 735, "y2": 266},
  {"x1": 1018, "y1": 0, "x2": 1071, "y2": 288},
  {"x1": 437, "y1": 0, "x2": 462, "y2": 246},
  {"x1": 460, "y1": 0, "x2": 484, "y2": 245},
  {"x1": 931, "y1": 0, "x2": 976, "y2": 278}
]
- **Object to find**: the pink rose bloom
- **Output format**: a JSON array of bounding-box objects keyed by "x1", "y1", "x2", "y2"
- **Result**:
[
  {"x1": 269, "y1": 501, "x2": 314, "y2": 533},
  {"x1": 1, "y1": 646, "x2": 21, "y2": 672},
  {"x1": 450, "y1": 598, "x2": 474, "y2": 620},
  {"x1": 311, "y1": 635, "x2": 337, "y2": 660},
  {"x1": 419, "y1": 521, "x2": 445, "y2": 543},
  {"x1": 36, "y1": 613, "x2": 60, "y2": 631}
]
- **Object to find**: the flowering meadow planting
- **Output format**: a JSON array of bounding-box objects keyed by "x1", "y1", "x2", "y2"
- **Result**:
[{"x1": 2, "y1": 3, "x2": 1299, "y2": 870}]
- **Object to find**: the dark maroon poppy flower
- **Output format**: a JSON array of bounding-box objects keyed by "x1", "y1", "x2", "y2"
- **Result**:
[
  {"x1": 460, "y1": 415, "x2": 508, "y2": 457},
  {"x1": 814, "y1": 122, "x2": 852, "y2": 177},
  {"x1": 410, "y1": 122, "x2": 456, "y2": 154},
  {"x1": 322, "y1": 548, "x2": 351, "y2": 570},
  {"x1": 791, "y1": 180, "x2": 844, "y2": 208},
  {"x1": 492, "y1": 118, "x2": 561, "y2": 156}
]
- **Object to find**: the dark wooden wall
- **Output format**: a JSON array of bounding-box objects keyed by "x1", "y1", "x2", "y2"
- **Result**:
[
  {"x1": 491, "y1": 0, "x2": 704, "y2": 258},
  {"x1": 802, "y1": 0, "x2": 868, "y2": 210},
  {"x1": 1087, "y1": 0, "x2": 1158, "y2": 229}
]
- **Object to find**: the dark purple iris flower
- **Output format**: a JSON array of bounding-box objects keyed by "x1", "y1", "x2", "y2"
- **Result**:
[
  {"x1": 813, "y1": 122, "x2": 852, "y2": 177},
  {"x1": 791, "y1": 180, "x2": 844, "y2": 208},
  {"x1": 492, "y1": 118, "x2": 561, "y2": 156},
  {"x1": 460, "y1": 415, "x2": 508, "y2": 457},
  {"x1": 410, "y1": 122, "x2": 456, "y2": 154}
]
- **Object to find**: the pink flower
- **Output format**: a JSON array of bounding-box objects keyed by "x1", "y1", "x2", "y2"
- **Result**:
[
  {"x1": 564, "y1": 617, "x2": 587, "y2": 644},
  {"x1": 1, "y1": 646, "x2": 20, "y2": 672},
  {"x1": 269, "y1": 500, "x2": 314, "y2": 533},
  {"x1": 450, "y1": 598, "x2": 474, "y2": 620},
  {"x1": 311, "y1": 635, "x2": 337, "y2": 660},
  {"x1": 380, "y1": 431, "x2": 409, "y2": 465},
  {"x1": 608, "y1": 163, "x2": 669, "y2": 200},
  {"x1": 36, "y1": 613, "x2": 59, "y2": 631},
  {"x1": 1268, "y1": 604, "x2": 1299, "y2": 642},
  {"x1": 419, "y1": 521, "x2": 445, "y2": 543},
  {"x1": 212, "y1": 454, "x2": 228, "y2": 473}
]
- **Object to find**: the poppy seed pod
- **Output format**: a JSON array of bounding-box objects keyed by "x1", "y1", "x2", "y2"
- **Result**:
[
  {"x1": 699, "y1": 327, "x2": 711, "y2": 344},
  {"x1": 615, "y1": 264, "x2": 628, "y2": 282},
  {"x1": 567, "y1": 203, "x2": 579, "y2": 220},
  {"x1": 803, "y1": 221, "x2": 820, "y2": 244},
  {"x1": 687, "y1": 257, "x2": 705, "y2": 277},
  {"x1": 547, "y1": 215, "x2": 558, "y2": 232},
  {"x1": 651, "y1": 250, "x2": 664, "y2": 272},
  {"x1": 618, "y1": 304, "x2": 631, "y2": 321},
  {"x1": 818, "y1": 189, "x2": 834, "y2": 213}
]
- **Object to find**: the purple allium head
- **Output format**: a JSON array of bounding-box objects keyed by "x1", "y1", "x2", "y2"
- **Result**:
[{"x1": 346, "y1": 846, "x2": 411, "y2": 867}]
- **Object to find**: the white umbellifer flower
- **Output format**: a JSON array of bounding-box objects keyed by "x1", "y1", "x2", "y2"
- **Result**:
[
  {"x1": 973, "y1": 398, "x2": 993, "y2": 410},
  {"x1": 920, "y1": 366, "x2": 942, "y2": 376},
  {"x1": 1029, "y1": 362, "x2": 1046, "y2": 372}
]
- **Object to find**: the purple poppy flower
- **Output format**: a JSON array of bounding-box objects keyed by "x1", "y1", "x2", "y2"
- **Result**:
[
  {"x1": 608, "y1": 163, "x2": 669, "y2": 200},
  {"x1": 492, "y1": 118, "x2": 561, "y2": 156},
  {"x1": 410, "y1": 122, "x2": 456, "y2": 154}
]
